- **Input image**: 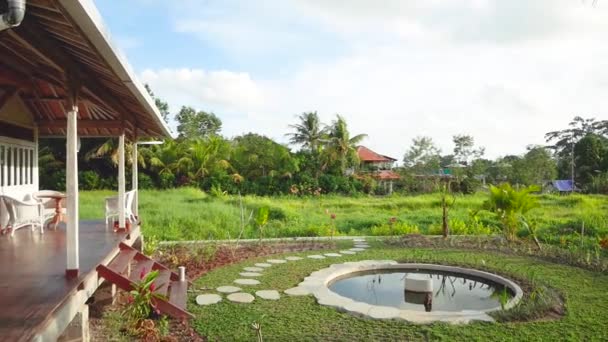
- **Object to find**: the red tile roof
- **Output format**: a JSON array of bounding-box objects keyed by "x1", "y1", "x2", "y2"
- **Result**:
[
  {"x1": 357, "y1": 146, "x2": 397, "y2": 163},
  {"x1": 375, "y1": 170, "x2": 401, "y2": 180}
]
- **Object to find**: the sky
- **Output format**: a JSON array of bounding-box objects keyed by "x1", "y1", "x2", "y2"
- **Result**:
[{"x1": 95, "y1": 0, "x2": 608, "y2": 161}]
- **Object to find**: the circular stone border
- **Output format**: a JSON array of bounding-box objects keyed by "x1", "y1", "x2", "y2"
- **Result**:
[{"x1": 289, "y1": 260, "x2": 523, "y2": 324}]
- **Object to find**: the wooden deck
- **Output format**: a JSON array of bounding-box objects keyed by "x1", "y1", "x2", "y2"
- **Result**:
[{"x1": 0, "y1": 221, "x2": 139, "y2": 341}]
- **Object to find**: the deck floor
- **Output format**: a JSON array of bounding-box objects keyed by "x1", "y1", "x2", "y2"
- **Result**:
[{"x1": 0, "y1": 221, "x2": 130, "y2": 341}]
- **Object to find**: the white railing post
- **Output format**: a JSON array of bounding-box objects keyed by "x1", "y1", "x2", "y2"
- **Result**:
[
  {"x1": 66, "y1": 105, "x2": 79, "y2": 278},
  {"x1": 118, "y1": 133, "x2": 126, "y2": 229},
  {"x1": 132, "y1": 142, "x2": 138, "y2": 217}
]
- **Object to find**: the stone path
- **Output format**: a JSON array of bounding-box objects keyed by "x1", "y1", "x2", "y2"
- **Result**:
[
  {"x1": 196, "y1": 294, "x2": 222, "y2": 305},
  {"x1": 196, "y1": 237, "x2": 373, "y2": 307},
  {"x1": 256, "y1": 290, "x2": 280, "y2": 300},
  {"x1": 227, "y1": 292, "x2": 255, "y2": 303},
  {"x1": 234, "y1": 278, "x2": 261, "y2": 285},
  {"x1": 239, "y1": 272, "x2": 263, "y2": 277},
  {"x1": 217, "y1": 285, "x2": 241, "y2": 293},
  {"x1": 307, "y1": 254, "x2": 326, "y2": 259}
]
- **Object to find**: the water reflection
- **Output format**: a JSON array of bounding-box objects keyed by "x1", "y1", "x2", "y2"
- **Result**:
[{"x1": 329, "y1": 270, "x2": 511, "y2": 312}]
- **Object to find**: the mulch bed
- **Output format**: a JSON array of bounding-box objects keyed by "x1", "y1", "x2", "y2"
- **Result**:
[{"x1": 90, "y1": 241, "x2": 336, "y2": 342}]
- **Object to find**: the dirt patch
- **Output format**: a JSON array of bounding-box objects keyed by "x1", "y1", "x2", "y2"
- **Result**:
[{"x1": 90, "y1": 241, "x2": 336, "y2": 342}]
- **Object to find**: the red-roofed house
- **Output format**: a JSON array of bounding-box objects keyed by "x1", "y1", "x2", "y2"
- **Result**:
[{"x1": 356, "y1": 146, "x2": 400, "y2": 193}]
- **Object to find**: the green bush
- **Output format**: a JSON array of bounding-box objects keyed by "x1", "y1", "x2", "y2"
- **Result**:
[
  {"x1": 371, "y1": 222, "x2": 420, "y2": 236},
  {"x1": 79, "y1": 171, "x2": 101, "y2": 190}
]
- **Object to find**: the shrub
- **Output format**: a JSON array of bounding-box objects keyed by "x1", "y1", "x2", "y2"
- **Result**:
[
  {"x1": 79, "y1": 171, "x2": 100, "y2": 190},
  {"x1": 371, "y1": 222, "x2": 420, "y2": 236},
  {"x1": 138, "y1": 173, "x2": 155, "y2": 190},
  {"x1": 158, "y1": 172, "x2": 175, "y2": 189}
]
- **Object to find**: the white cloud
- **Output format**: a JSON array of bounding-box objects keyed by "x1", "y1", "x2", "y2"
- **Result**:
[
  {"x1": 139, "y1": 0, "x2": 608, "y2": 160},
  {"x1": 141, "y1": 68, "x2": 265, "y2": 113}
]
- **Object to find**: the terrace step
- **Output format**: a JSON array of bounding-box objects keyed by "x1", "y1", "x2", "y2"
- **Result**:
[{"x1": 97, "y1": 243, "x2": 193, "y2": 319}]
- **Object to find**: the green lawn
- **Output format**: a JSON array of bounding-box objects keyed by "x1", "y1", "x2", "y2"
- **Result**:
[
  {"x1": 79, "y1": 188, "x2": 608, "y2": 242},
  {"x1": 190, "y1": 242, "x2": 608, "y2": 341}
]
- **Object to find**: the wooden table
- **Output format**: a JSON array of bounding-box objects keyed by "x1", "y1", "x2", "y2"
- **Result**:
[{"x1": 37, "y1": 194, "x2": 66, "y2": 230}]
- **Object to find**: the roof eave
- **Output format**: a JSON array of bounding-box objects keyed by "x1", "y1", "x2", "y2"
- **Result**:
[{"x1": 57, "y1": 0, "x2": 174, "y2": 139}]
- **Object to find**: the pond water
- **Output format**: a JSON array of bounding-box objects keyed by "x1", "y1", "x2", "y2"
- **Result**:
[{"x1": 329, "y1": 270, "x2": 512, "y2": 312}]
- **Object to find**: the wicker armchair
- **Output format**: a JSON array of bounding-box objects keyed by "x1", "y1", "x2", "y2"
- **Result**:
[{"x1": 0, "y1": 195, "x2": 44, "y2": 236}]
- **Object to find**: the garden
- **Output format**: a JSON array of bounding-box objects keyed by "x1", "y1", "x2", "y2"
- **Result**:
[{"x1": 86, "y1": 187, "x2": 608, "y2": 341}]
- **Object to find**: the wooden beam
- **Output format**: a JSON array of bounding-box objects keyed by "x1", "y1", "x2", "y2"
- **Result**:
[
  {"x1": 37, "y1": 119, "x2": 123, "y2": 130},
  {"x1": 0, "y1": 86, "x2": 17, "y2": 109}
]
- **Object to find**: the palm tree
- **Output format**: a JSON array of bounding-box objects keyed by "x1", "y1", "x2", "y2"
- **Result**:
[
  {"x1": 286, "y1": 112, "x2": 326, "y2": 153},
  {"x1": 325, "y1": 115, "x2": 367, "y2": 175}
]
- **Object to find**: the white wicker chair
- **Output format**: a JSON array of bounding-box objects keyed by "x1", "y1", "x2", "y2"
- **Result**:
[
  {"x1": 105, "y1": 190, "x2": 138, "y2": 227},
  {"x1": 32, "y1": 190, "x2": 67, "y2": 224},
  {"x1": 0, "y1": 195, "x2": 44, "y2": 236}
]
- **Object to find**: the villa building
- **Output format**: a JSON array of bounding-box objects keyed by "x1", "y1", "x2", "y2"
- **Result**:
[{"x1": 356, "y1": 146, "x2": 400, "y2": 194}]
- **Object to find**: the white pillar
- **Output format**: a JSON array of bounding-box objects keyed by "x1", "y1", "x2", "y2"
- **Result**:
[
  {"x1": 66, "y1": 106, "x2": 79, "y2": 277},
  {"x1": 34, "y1": 126, "x2": 39, "y2": 191},
  {"x1": 132, "y1": 143, "x2": 138, "y2": 217},
  {"x1": 118, "y1": 134, "x2": 126, "y2": 229}
]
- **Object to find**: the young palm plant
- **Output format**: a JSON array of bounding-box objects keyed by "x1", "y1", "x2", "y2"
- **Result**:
[{"x1": 483, "y1": 183, "x2": 542, "y2": 248}]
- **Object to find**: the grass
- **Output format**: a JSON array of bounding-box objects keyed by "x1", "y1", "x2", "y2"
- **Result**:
[
  {"x1": 189, "y1": 242, "x2": 608, "y2": 341},
  {"x1": 79, "y1": 188, "x2": 608, "y2": 242}
]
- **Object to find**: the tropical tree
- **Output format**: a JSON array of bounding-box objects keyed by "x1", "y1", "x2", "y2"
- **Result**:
[
  {"x1": 573, "y1": 134, "x2": 608, "y2": 186},
  {"x1": 286, "y1": 111, "x2": 326, "y2": 153},
  {"x1": 483, "y1": 183, "x2": 541, "y2": 247},
  {"x1": 324, "y1": 115, "x2": 367, "y2": 175},
  {"x1": 403, "y1": 136, "x2": 441, "y2": 174},
  {"x1": 175, "y1": 106, "x2": 222, "y2": 140},
  {"x1": 145, "y1": 84, "x2": 170, "y2": 123},
  {"x1": 452, "y1": 134, "x2": 484, "y2": 165},
  {"x1": 511, "y1": 146, "x2": 557, "y2": 186}
]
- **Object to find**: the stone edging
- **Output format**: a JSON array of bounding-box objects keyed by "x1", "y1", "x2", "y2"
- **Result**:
[{"x1": 285, "y1": 260, "x2": 524, "y2": 324}]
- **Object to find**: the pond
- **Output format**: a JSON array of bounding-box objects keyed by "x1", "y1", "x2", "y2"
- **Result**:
[{"x1": 329, "y1": 270, "x2": 513, "y2": 312}]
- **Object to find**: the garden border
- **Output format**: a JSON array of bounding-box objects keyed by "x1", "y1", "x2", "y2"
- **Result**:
[{"x1": 285, "y1": 260, "x2": 523, "y2": 324}]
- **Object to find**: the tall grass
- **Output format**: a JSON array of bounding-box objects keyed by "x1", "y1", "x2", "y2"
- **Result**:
[{"x1": 79, "y1": 188, "x2": 608, "y2": 241}]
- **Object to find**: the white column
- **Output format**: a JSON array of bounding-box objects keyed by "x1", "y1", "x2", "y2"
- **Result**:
[
  {"x1": 132, "y1": 143, "x2": 138, "y2": 217},
  {"x1": 118, "y1": 134, "x2": 126, "y2": 229},
  {"x1": 34, "y1": 127, "x2": 39, "y2": 191},
  {"x1": 66, "y1": 105, "x2": 79, "y2": 277}
]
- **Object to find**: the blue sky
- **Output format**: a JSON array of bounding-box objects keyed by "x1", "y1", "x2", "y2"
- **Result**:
[{"x1": 95, "y1": 0, "x2": 608, "y2": 161}]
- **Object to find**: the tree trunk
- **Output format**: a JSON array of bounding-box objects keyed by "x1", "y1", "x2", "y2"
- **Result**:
[{"x1": 442, "y1": 196, "x2": 449, "y2": 238}]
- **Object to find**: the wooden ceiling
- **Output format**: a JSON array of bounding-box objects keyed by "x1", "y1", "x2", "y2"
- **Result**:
[{"x1": 0, "y1": 0, "x2": 166, "y2": 139}]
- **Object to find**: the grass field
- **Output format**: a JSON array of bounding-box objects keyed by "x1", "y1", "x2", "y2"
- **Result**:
[
  {"x1": 187, "y1": 243, "x2": 608, "y2": 341},
  {"x1": 79, "y1": 188, "x2": 608, "y2": 242}
]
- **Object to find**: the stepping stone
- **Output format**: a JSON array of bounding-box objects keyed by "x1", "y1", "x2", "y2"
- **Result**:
[
  {"x1": 216, "y1": 286, "x2": 241, "y2": 293},
  {"x1": 255, "y1": 263, "x2": 272, "y2": 268},
  {"x1": 324, "y1": 253, "x2": 342, "y2": 257},
  {"x1": 353, "y1": 238, "x2": 366, "y2": 242},
  {"x1": 255, "y1": 290, "x2": 280, "y2": 300},
  {"x1": 196, "y1": 294, "x2": 222, "y2": 306},
  {"x1": 307, "y1": 255, "x2": 326, "y2": 259},
  {"x1": 354, "y1": 245, "x2": 370, "y2": 248},
  {"x1": 227, "y1": 292, "x2": 255, "y2": 303},
  {"x1": 285, "y1": 256, "x2": 303, "y2": 261},
  {"x1": 239, "y1": 272, "x2": 262, "y2": 277},
  {"x1": 267, "y1": 259, "x2": 287, "y2": 264},
  {"x1": 340, "y1": 250, "x2": 356, "y2": 255},
  {"x1": 234, "y1": 278, "x2": 261, "y2": 285},
  {"x1": 284, "y1": 287, "x2": 310, "y2": 296},
  {"x1": 349, "y1": 248, "x2": 366, "y2": 252},
  {"x1": 243, "y1": 267, "x2": 264, "y2": 272}
]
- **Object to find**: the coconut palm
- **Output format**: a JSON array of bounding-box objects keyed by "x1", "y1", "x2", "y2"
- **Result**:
[
  {"x1": 325, "y1": 115, "x2": 367, "y2": 174},
  {"x1": 286, "y1": 111, "x2": 326, "y2": 153}
]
